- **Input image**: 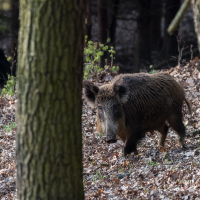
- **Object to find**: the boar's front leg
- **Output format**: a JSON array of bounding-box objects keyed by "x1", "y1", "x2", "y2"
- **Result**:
[
  {"x1": 124, "y1": 129, "x2": 145, "y2": 157},
  {"x1": 124, "y1": 140, "x2": 138, "y2": 157}
]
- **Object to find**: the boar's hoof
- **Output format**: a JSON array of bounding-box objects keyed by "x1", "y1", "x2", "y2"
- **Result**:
[
  {"x1": 106, "y1": 135, "x2": 117, "y2": 143},
  {"x1": 181, "y1": 144, "x2": 186, "y2": 150}
]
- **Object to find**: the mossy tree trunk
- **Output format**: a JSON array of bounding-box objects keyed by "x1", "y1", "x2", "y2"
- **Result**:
[
  {"x1": 192, "y1": 0, "x2": 200, "y2": 53},
  {"x1": 16, "y1": 1, "x2": 85, "y2": 199}
]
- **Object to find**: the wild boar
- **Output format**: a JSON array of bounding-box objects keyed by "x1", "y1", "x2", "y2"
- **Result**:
[{"x1": 83, "y1": 73, "x2": 191, "y2": 156}]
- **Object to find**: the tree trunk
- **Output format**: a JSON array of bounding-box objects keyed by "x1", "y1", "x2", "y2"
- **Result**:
[
  {"x1": 192, "y1": 0, "x2": 200, "y2": 53},
  {"x1": 16, "y1": 1, "x2": 85, "y2": 199},
  {"x1": 85, "y1": 0, "x2": 92, "y2": 40},
  {"x1": 11, "y1": 0, "x2": 19, "y2": 77},
  {"x1": 134, "y1": 0, "x2": 152, "y2": 72},
  {"x1": 161, "y1": 0, "x2": 181, "y2": 58},
  {"x1": 150, "y1": 1, "x2": 162, "y2": 51},
  {"x1": 109, "y1": 0, "x2": 119, "y2": 47},
  {"x1": 11, "y1": 0, "x2": 19, "y2": 50},
  {"x1": 98, "y1": 0, "x2": 108, "y2": 67}
]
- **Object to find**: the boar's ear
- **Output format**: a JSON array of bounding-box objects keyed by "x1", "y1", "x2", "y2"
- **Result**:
[
  {"x1": 113, "y1": 84, "x2": 129, "y2": 104},
  {"x1": 83, "y1": 80, "x2": 99, "y2": 108}
]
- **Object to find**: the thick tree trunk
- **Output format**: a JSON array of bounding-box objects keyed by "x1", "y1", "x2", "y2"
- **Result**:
[
  {"x1": 85, "y1": 0, "x2": 92, "y2": 40},
  {"x1": 16, "y1": 1, "x2": 85, "y2": 199},
  {"x1": 192, "y1": 0, "x2": 200, "y2": 53},
  {"x1": 98, "y1": 0, "x2": 108, "y2": 67}
]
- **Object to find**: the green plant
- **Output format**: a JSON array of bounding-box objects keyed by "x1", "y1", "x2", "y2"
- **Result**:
[
  {"x1": 97, "y1": 132, "x2": 103, "y2": 138},
  {"x1": 149, "y1": 65, "x2": 156, "y2": 74},
  {"x1": 148, "y1": 160, "x2": 160, "y2": 166},
  {"x1": 90, "y1": 161, "x2": 96, "y2": 166},
  {"x1": 92, "y1": 170, "x2": 107, "y2": 182},
  {"x1": 129, "y1": 164, "x2": 134, "y2": 173},
  {"x1": 7, "y1": 56, "x2": 11, "y2": 62},
  {"x1": 1, "y1": 75, "x2": 16, "y2": 97},
  {"x1": 4, "y1": 122, "x2": 16, "y2": 132},
  {"x1": 84, "y1": 36, "x2": 119, "y2": 79},
  {"x1": 118, "y1": 166, "x2": 124, "y2": 174},
  {"x1": 163, "y1": 152, "x2": 166, "y2": 160},
  {"x1": 142, "y1": 186, "x2": 148, "y2": 194}
]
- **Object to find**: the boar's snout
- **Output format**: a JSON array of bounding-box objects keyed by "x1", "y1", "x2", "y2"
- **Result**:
[{"x1": 106, "y1": 134, "x2": 117, "y2": 143}]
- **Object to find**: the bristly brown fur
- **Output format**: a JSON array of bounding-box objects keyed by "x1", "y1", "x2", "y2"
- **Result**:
[{"x1": 84, "y1": 72, "x2": 191, "y2": 156}]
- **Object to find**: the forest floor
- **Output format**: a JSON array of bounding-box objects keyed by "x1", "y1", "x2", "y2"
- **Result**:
[
  {"x1": 1, "y1": 60, "x2": 200, "y2": 199},
  {"x1": 82, "y1": 60, "x2": 200, "y2": 200}
]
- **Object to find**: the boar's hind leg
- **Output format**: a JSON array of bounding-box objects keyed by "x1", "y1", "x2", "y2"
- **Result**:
[
  {"x1": 168, "y1": 114, "x2": 186, "y2": 148},
  {"x1": 158, "y1": 124, "x2": 169, "y2": 148}
]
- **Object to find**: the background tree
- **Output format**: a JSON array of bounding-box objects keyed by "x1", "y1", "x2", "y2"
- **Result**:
[
  {"x1": 192, "y1": 0, "x2": 200, "y2": 52},
  {"x1": 0, "y1": 0, "x2": 197, "y2": 76},
  {"x1": 98, "y1": 0, "x2": 108, "y2": 67},
  {"x1": 150, "y1": 1, "x2": 162, "y2": 52},
  {"x1": 11, "y1": 0, "x2": 19, "y2": 76},
  {"x1": 161, "y1": 0, "x2": 181, "y2": 59},
  {"x1": 16, "y1": 0, "x2": 85, "y2": 199},
  {"x1": 134, "y1": 0, "x2": 152, "y2": 72},
  {"x1": 109, "y1": 0, "x2": 120, "y2": 48},
  {"x1": 86, "y1": 0, "x2": 92, "y2": 40}
]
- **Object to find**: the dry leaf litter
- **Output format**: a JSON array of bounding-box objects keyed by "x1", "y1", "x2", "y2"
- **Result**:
[
  {"x1": 2, "y1": 60, "x2": 200, "y2": 199},
  {"x1": 82, "y1": 59, "x2": 200, "y2": 200},
  {"x1": 0, "y1": 95, "x2": 16, "y2": 199}
]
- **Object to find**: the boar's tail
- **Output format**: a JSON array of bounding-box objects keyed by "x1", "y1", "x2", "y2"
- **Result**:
[{"x1": 185, "y1": 99, "x2": 192, "y2": 115}]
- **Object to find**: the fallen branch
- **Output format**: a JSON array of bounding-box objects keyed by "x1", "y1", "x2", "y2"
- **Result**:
[{"x1": 167, "y1": 0, "x2": 191, "y2": 35}]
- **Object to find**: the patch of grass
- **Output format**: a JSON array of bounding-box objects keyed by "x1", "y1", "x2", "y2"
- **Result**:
[
  {"x1": 118, "y1": 166, "x2": 124, "y2": 174},
  {"x1": 142, "y1": 186, "x2": 148, "y2": 194},
  {"x1": 4, "y1": 122, "x2": 16, "y2": 132},
  {"x1": 148, "y1": 160, "x2": 160, "y2": 166},
  {"x1": 92, "y1": 170, "x2": 107, "y2": 182},
  {"x1": 97, "y1": 132, "x2": 103, "y2": 138}
]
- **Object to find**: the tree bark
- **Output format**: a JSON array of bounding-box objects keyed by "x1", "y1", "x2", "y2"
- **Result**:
[
  {"x1": 11, "y1": 0, "x2": 19, "y2": 76},
  {"x1": 11, "y1": 0, "x2": 19, "y2": 49},
  {"x1": 85, "y1": 0, "x2": 92, "y2": 40},
  {"x1": 109, "y1": 0, "x2": 119, "y2": 47},
  {"x1": 16, "y1": 1, "x2": 85, "y2": 199},
  {"x1": 192, "y1": 0, "x2": 200, "y2": 53},
  {"x1": 161, "y1": 0, "x2": 181, "y2": 58},
  {"x1": 98, "y1": 0, "x2": 108, "y2": 67},
  {"x1": 150, "y1": 1, "x2": 162, "y2": 51},
  {"x1": 134, "y1": 0, "x2": 152, "y2": 72}
]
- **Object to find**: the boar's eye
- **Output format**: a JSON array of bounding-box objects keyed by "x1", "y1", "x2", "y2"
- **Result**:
[{"x1": 98, "y1": 106, "x2": 103, "y2": 111}]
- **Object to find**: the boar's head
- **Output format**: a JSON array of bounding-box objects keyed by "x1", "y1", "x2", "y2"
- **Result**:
[{"x1": 83, "y1": 80, "x2": 129, "y2": 143}]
